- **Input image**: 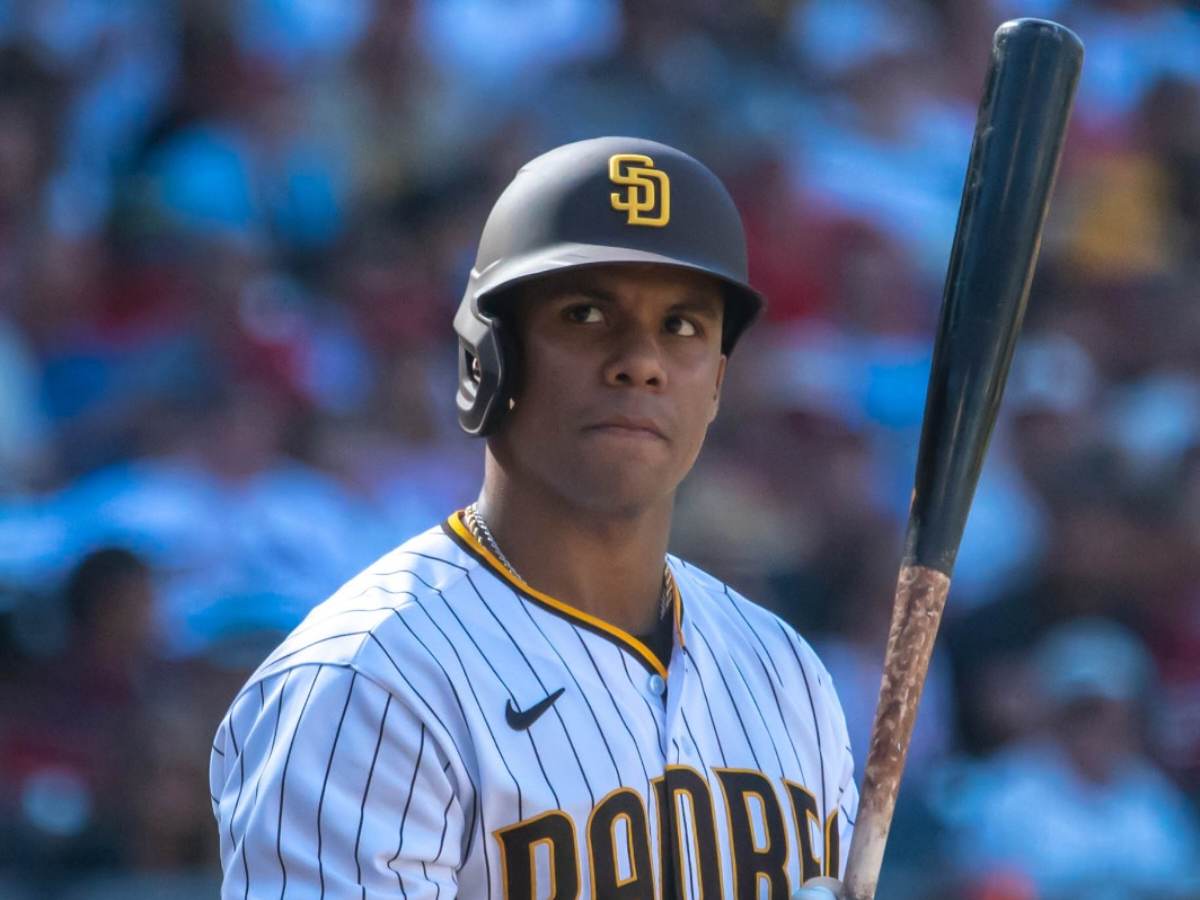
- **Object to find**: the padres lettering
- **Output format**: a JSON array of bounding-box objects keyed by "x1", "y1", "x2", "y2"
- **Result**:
[
  {"x1": 609, "y1": 153, "x2": 671, "y2": 227},
  {"x1": 495, "y1": 766, "x2": 840, "y2": 898}
]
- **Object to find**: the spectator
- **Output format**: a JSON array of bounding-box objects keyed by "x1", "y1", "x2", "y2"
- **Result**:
[
  {"x1": 0, "y1": 549, "x2": 157, "y2": 886},
  {"x1": 946, "y1": 619, "x2": 1200, "y2": 898}
]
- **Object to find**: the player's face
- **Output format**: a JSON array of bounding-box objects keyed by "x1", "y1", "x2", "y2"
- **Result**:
[{"x1": 495, "y1": 264, "x2": 727, "y2": 515}]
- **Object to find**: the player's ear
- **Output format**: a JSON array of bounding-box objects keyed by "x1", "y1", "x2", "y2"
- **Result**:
[{"x1": 708, "y1": 355, "x2": 727, "y2": 423}]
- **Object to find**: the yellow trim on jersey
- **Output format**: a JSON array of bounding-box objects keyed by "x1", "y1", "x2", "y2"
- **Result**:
[{"x1": 447, "y1": 512, "x2": 676, "y2": 679}]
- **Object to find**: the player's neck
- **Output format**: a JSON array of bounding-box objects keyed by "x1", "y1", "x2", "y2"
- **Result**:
[{"x1": 474, "y1": 476, "x2": 673, "y2": 637}]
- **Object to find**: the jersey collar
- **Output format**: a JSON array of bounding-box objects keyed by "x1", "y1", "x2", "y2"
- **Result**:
[{"x1": 443, "y1": 511, "x2": 683, "y2": 678}]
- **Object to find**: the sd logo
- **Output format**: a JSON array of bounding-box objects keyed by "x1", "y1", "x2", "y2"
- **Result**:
[{"x1": 609, "y1": 154, "x2": 670, "y2": 227}]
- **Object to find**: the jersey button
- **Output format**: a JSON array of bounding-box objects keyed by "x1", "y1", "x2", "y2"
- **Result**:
[{"x1": 647, "y1": 674, "x2": 666, "y2": 697}]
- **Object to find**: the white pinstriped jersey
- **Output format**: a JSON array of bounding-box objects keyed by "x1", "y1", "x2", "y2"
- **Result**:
[{"x1": 209, "y1": 513, "x2": 859, "y2": 898}]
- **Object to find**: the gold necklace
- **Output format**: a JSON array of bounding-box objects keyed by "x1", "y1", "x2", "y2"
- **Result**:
[{"x1": 464, "y1": 503, "x2": 675, "y2": 621}]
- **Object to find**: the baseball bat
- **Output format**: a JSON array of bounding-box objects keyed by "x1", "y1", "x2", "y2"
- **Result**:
[{"x1": 842, "y1": 19, "x2": 1082, "y2": 900}]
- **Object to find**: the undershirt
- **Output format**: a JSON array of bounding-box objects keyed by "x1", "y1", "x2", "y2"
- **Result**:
[{"x1": 634, "y1": 607, "x2": 674, "y2": 680}]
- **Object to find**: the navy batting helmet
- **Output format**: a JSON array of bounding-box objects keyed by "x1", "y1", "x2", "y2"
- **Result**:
[{"x1": 453, "y1": 136, "x2": 764, "y2": 436}]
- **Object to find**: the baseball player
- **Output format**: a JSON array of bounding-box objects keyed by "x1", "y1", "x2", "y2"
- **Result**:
[{"x1": 210, "y1": 137, "x2": 858, "y2": 899}]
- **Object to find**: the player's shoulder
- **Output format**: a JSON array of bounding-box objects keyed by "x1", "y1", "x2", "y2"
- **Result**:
[
  {"x1": 249, "y1": 516, "x2": 481, "y2": 685},
  {"x1": 671, "y1": 554, "x2": 791, "y2": 639},
  {"x1": 670, "y1": 555, "x2": 831, "y2": 677},
  {"x1": 212, "y1": 517, "x2": 486, "y2": 777}
]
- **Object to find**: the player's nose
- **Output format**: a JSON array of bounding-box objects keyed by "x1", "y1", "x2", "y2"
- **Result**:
[{"x1": 603, "y1": 327, "x2": 668, "y2": 389}]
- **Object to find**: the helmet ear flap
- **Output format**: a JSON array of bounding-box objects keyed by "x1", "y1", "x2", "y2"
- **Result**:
[{"x1": 454, "y1": 301, "x2": 517, "y2": 436}]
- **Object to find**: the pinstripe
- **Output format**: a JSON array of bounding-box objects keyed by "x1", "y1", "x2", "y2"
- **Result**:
[
  {"x1": 238, "y1": 744, "x2": 249, "y2": 894},
  {"x1": 680, "y1": 710, "x2": 710, "y2": 774},
  {"x1": 277, "y1": 665, "x2": 322, "y2": 898},
  {"x1": 355, "y1": 693, "x2": 392, "y2": 897},
  {"x1": 681, "y1": 645, "x2": 728, "y2": 767},
  {"x1": 317, "y1": 669, "x2": 357, "y2": 900},
  {"x1": 724, "y1": 643, "x2": 790, "y2": 780},
  {"x1": 431, "y1": 791, "x2": 456, "y2": 899},
  {"x1": 780, "y1": 622, "x2": 827, "y2": 815},
  {"x1": 259, "y1": 677, "x2": 286, "y2": 801},
  {"x1": 400, "y1": 549, "x2": 468, "y2": 572},
  {"x1": 227, "y1": 661, "x2": 337, "y2": 715},
  {"x1": 258, "y1": 674, "x2": 288, "y2": 893},
  {"x1": 241, "y1": 680, "x2": 271, "y2": 900},
  {"x1": 376, "y1": 549, "x2": 466, "y2": 580},
  {"x1": 259, "y1": 630, "x2": 371, "y2": 672},
  {"x1": 691, "y1": 625, "x2": 764, "y2": 773},
  {"x1": 285, "y1": 602, "x2": 407, "y2": 641},
  {"x1": 226, "y1": 715, "x2": 243, "y2": 871},
  {"x1": 722, "y1": 585, "x2": 788, "y2": 686},
  {"x1": 389, "y1": 722, "x2": 425, "y2": 897}
]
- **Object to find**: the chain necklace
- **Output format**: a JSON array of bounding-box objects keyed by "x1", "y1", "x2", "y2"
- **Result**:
[{"x1": 464, "y1": 503, "x2": 675, "y2": 621}]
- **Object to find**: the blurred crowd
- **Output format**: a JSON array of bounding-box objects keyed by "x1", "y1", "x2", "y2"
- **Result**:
[{"x1": 0, "y1": 0, "x2": 1198, "y2": 897}]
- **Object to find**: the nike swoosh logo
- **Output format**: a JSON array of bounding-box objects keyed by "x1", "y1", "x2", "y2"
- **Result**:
[{"x1": 505, "y1": 688, "x2": 565, "y2": 730}]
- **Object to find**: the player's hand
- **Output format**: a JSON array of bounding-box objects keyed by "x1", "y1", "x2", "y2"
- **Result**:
[{"x1": 791, "y1": 876, "x2": 845, "y2": 899}]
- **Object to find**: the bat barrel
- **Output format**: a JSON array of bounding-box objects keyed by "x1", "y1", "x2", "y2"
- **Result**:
[
  {"x1": 905, "y1": 18, "x2": 1083, "y2": 575},
  {"x1": 844, "y1": 18, "x2": 1082, "y2": 900}
]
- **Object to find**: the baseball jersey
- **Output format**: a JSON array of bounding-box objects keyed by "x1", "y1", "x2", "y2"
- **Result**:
[{"x1": 209, "y1": 512, "x2": 858, "y2": 898}]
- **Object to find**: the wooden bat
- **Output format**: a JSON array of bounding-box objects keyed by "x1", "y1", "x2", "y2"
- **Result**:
[{"x1": 842, "y1": 19, "x2": 1083, "y2": 900}]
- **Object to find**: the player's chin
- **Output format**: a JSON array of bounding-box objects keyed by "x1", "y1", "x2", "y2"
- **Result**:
[
  {"x1": 564, "y1": 458, "x2": 682, "y2": 514},
  {"x1": 575, "y1": 427, "x2": 674, "y2": 470}
]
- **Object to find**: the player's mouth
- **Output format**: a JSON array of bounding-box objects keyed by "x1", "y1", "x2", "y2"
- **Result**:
[{"x1": 583, "y1": 416, "x2": 668, "y2": 441}]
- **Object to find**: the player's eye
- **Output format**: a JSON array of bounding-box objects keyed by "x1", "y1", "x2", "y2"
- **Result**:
[
  {"x1": 665, "y1": 315, "x2": 698, "y2": 337},
  {"x1": 563, "y1": 304, "x2": 604, "y2": 324}
]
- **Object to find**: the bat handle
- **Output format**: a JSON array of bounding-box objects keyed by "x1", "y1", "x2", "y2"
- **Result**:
[{"x1": 843, "y1": 564, "x2": 951, "y2": 900}]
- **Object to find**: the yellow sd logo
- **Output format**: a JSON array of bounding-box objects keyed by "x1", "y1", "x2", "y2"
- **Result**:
[{"x1": 609, "y1": 154, "x2": 670, "y2": 227}]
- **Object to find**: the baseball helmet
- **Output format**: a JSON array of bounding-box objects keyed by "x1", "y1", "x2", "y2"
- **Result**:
[{"x1": 453, "y1": 136, "x2": 764, "y2": 436}]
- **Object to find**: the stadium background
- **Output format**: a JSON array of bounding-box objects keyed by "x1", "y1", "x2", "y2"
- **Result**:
[{"x1": 0, "y1": 0, "x2": 1198, "y2": 896}]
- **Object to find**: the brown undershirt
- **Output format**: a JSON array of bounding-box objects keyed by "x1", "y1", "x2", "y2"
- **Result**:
[{"x1": 634, "y1": 605, "x2": 674, "y2": 674}]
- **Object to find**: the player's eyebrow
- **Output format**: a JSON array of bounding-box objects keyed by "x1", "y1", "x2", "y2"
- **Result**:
[
  {"x1": 555, "y1": 284, "x2": 617, "y2": 304},
  {"x1": 669, "y1": 294, "x2": 723, "y2": 318}
]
